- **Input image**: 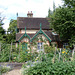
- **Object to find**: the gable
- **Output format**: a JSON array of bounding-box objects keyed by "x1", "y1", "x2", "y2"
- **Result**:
[
  {"x1": 33, "y1": 34, "x2": 51, "y2": 41},
  {"x1": 16, "y1": 24, "x2": 60, "y2": 42},
  {"x1": 30, "y1": 29, "x2": 51, "y2": 42},
  {"x1": 18, "y1": 32, "x2": 30, "y2": 42}
]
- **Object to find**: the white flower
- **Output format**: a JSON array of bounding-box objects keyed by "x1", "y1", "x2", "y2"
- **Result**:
[
  {"x1": 28, "y1": 51, "x2": 30, "y2": 53},
  {"x1": 26, "y1": 65, "x2": 30, "y2": 68}
]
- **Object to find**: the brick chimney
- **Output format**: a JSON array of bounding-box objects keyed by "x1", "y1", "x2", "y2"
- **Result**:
[{"x1": 27, "y1": 11, "x2": 33, "y2": 17}]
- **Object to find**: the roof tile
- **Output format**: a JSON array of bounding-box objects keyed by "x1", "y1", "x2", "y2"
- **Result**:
[{"x1": 17, "y1": 17, "x2": 50, "y2": 30}]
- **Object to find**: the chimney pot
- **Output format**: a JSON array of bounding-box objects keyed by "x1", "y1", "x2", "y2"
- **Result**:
[{"x1": 27, "y1": 11, "x2": 33, "y2": 17}]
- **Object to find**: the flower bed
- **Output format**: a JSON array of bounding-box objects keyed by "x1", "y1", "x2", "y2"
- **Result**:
[{"x1": 21, "y1": 52, "x2": 75, "y2": 75}]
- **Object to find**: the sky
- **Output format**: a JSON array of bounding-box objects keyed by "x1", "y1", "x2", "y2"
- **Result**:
[{"x1": 0, "y1": 0, "x2": 64, "y2": 31}]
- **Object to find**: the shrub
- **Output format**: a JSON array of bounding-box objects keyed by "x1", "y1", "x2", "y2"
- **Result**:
[
  {"x1": 21, "y1": 51, "x2": 75, "y2": 75},
  {"x1": 22, "y1": 60, "x2": 75, "y2": 75},
  {"x1": 0, "y1": 65, "x2": 12, "y2": 74},
  {"x1": 0, "y1": 47, "x2": 9, "y2": 62},
  {"x1": 18, "y1": 50, "x2": 34, "y2": 62},
  {"x1": 44, "y1": 45, "x2": 55, "y2": 54}
]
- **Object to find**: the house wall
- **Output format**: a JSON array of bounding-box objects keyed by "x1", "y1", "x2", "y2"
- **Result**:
[
  {"x1": 20, "y1": 37, "x2": 30, "y2": 50},
  {"x1": 21, "y1": 37, "x2": 29, "y2": 43},
  {"x1": 16, "y1": 33, "x2": 59, "y2": 52},
  {"x1": 19, "y1": 30, "x2": 38, "y2": 34},
  {"x1": 33, "y1": 34, "x2": 51, "y2": 46},
  {"x1": 19, "y1": 29, "x2": 52, "y2": 34},
  {"x1": 30, "y1": 34, "x2": 51, "y2": 52}
]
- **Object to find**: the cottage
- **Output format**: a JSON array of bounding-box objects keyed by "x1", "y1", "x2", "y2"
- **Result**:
[{"x1": 16, "y1": 11, "x2": 61, "y2": 51}]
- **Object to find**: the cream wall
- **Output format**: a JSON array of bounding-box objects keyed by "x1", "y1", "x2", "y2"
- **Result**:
[
  {"x1": 19, "y1": 29, "x2": 51, "y2": 34},
  {"x1": 16, "y1": 33, "x2": 52, "y2": 52},
  {"x1": 31, "y1": 34, "x2": 51, "y2": 52},
  {"x1": 21, "y1": 37, "x2": 29, "y2": 43},
  {"x1": 20, "y1": 30, "x2": 38, "y2": 34},
  {"x1": 33, "y1": 34, "x2": 51, "y2": 46}
]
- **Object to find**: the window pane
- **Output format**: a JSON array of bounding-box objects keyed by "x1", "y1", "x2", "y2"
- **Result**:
[
  {"x1": 37, "y1": 42, "x2": 43, "y2": 50},
  {"x1": 38, "y1": 46, "x2": 40, "y2": 49}
]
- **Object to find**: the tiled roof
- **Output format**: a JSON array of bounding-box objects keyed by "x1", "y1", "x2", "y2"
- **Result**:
[
  {"x1": 16, "y1": 33, "x2": 35, "y2": 41},
  {"x1": 45, "y1": 31, "x2": 60, "y2": 42},
  {"x1": 28, "y1": 34, "x2": 35, "y2": 38},
  {"x1": 16, "y1": 31, "x2": 60, "y2": 42},
  {"x1": 16, "y1": 33, "x2": 24, "y2": 41},
  {"x1": 17, "y1": 17, "x2": 51, "y2": 30}
]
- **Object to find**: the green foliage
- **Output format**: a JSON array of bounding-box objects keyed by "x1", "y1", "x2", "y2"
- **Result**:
[
  {"x1": 0, "y1": 43, "x2": 37, "y2": 63},
  {"x1": 19, "y1": 50, "x2": 33, "y2": 62},
  {"x1": 0, "y1": 13, "x2": 5, "y2": 43},
  {"x1": 0, "y1": 32, "x2": 5, "y2": 43},
  {"x1": 11, "y1": 52, "x2": 18, "y2": 62},
  {"x1": 63, "y1": 0, "x2": 75, "y2": 8},
  {"x1": 8, "y1": 19, "x2": 17, "y2": 34},
  {"x1": 51, "y1": 7, "x2": 75, "y2": 46},
  {"x1": 44, "y1": 45, "x2": 55, "y2": 54},
  {"x1": 48, "y1": 0, "x2": 75, "y2": 46},
  {"x1": 0, "y1": 27, "x2": 5, "y2": 35},
  {"x1": 0, "y1": 43, "x2": 19, "y2": 62},
  {"x1": 69, "y1": 36, "x2": 75, "y2": 47},
  {"x1": 61, "y1": 48, "x2": 72, "y2": 61},
  {"x1": 53, "y1": 1, "x2": 56, "y2": 13},
  {"x1": 0, "y1": 13, "x2": 4, "y2": 26},
  {"x1": 47, "y1": 1, "x2": 56, "y2": 18},
  {"x1": 0, "y1": 44, "x2": 10, "y2": 62},
  {"x1": 47, "y1": 8, "x2": 53, "y2": 18},
  {"x1": 21, "y1": 45, "x2": 75, "y2": 75},
  {"x1": 6, "y1": 19, "x2": 17, "y2": 43},
  {"x1": 0, "y1": 65, "x2": 12, "y2": 74},
  {"x1": 22, "y1": 55, "x2": 75, "y2": 75}
]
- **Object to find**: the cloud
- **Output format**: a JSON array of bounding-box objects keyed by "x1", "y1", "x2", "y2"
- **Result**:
[{"x1": 0, "y1": 0, "x2": 63, "y2": 31}]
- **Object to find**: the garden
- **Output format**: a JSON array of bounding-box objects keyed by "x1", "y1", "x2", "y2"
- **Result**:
[
  {"x1": 21, "y1": 45, "x2": 75, "y2": 75},
  {"x1": 0, "y1": 42, "x2": 75, "y2": 75},
  {"x1": 0, "y1": 0, "x2": 75, "y2": 74}
]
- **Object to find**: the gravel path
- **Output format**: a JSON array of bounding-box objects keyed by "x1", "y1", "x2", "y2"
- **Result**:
[
  {"x1": 0, "y1": 62, "x2": 24, "y2": 75},
  {"x1": 2, "y1": 69, "x2": 21, "y2": 75}
]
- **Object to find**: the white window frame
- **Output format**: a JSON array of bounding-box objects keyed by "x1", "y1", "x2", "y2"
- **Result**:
[{"x1": 37, "y1": 42, "x2": 43, "y2": 50}]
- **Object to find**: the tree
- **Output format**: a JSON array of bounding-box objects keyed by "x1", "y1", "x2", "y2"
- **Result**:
[
  {"x1": 47, "y1": 1, "x2": 56, "y2": 18},
  {"x1": 6, "y1": 19, "x2": 17, "y2": 43},
  {"x1": 51, "y1": 6, "x2": 75, "y2": 46},
  {"x1": 0, "y1": 27, "x2": 5, "y2": 42},
  {"x1": 0, "y1": 13, "x2": 5, "y2": 43},
  {"x1": 62, "y1": 0, "x2": 75, "y2": 46},
  {"x1": 63, "y1": 0, "x2": 75, "y2": 8},
  {"x1": 48, "y1": 0, "x2": 75, "y2": 46},
  {"x1": 0, "y1": 13, "x2": 4, "y2": 26},
  {"x1": 53, "y1": 1, "x2": 56, "y2": 13},
  {"x1": 47, "y1": 8, "x2": 53, "y2": 18}
]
